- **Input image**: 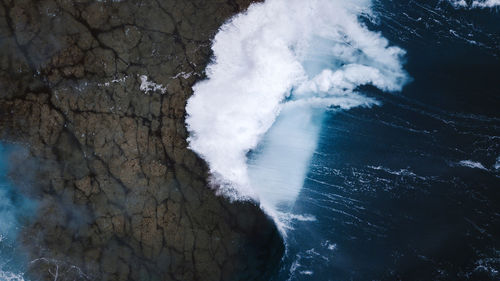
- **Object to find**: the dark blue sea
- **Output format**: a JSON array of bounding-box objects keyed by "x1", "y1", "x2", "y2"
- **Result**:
[{"x1": 271, "y1": 1, "x2": 500, "y2": 280}]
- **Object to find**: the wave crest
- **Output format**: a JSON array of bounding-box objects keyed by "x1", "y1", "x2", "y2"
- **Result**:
[{"x1": 186, "y1": 0, "x2": 408, "y2": 203}]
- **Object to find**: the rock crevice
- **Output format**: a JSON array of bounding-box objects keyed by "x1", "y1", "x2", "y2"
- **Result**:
[{"x1": 0, "y1": 0, "x2": 282, "y2": 280}]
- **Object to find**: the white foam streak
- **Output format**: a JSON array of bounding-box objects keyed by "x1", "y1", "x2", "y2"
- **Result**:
[
  {"x1": 457, "y1": 160, "x2": 488, "y2": 170},
  {"x1": 0, "y1": 270, "x2": 25, "y2": 281},
  {"x1": 450, "y1": 0, "x2": 500, "y2": 8},
  {"x1": 472, "y1": 0, "x2": 500, "y2": 8},
  {"x1": 186, "y1": 0, "x2": 407, "y2": 226}
]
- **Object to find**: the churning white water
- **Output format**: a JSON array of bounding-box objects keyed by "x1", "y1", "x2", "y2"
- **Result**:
[{"x1": 185, "y1": 0, "x2": 408, "y2": 230}]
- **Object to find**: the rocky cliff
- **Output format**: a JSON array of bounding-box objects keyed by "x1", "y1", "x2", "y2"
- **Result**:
[{"x1": 0, "y1": 0, "x2": 283, "y2": 280}]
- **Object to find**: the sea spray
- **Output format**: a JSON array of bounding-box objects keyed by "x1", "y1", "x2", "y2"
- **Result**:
[
  {"x1": 0, "y1": 144, "x2": 35, "y2": 281},
  {"x1": 186, "y1": 0, "x2": 408, "y2": 228}
]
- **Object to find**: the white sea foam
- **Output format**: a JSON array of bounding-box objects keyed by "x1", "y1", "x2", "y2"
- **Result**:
[
  {"x1": 97, "y1": 76, "x2": 128, "y2": 87},
  {"x1": 449, "y1": 0, "x2": 500, "y2": 8},
  {"x1": 139, "y1": 75, "x2": 167, "y2": 94},
  {"x1": 472, "y1": 0, "x2": 500, "y2": 8},
  {"x1": 271, "y1": 210, "x2": 317, "y2": 232},
  {"x1": 321, "y1": 240, "x2": 338, "y2": 251},
  {"x1": 0, "y1": 270, "x2": 25, "y2": 281},
  {"x1": 450, "y1": 0, "x2": 468, "y2": 7},
  {"x1": 186, "y1": 0, "x2": 407, "y2": 227},
  {"x1": 457, "y1": 160, "x2": 488, "y2": 170}
]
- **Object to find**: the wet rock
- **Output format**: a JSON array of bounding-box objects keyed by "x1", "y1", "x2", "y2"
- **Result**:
[{"x1": 0, "y1": 0, "x2": 281, "y2": 280}]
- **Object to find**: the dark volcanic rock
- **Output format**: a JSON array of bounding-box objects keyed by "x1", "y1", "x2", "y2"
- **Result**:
[{"x1": 0, "y1": 0, "x2": 283, "y2": 280}]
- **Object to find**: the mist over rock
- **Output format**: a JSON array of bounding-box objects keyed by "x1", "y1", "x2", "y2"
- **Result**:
[{"x1": 0, "y1": 0, "x2": 283, "y2": 280}]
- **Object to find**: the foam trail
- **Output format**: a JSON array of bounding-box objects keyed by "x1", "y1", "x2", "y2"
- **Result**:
[
  {"x1": 186, "y1": 0, "x2": 407, "y2": 228},
  {"x1": 449, "y1": 0, "x2": 500, "y2": 8},
  {"x1": 472, "y1": 0, "x2": 500, "y2": 7}
]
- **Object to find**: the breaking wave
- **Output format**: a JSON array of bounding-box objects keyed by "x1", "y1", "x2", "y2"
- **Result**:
[{"x1": 185, "y1": 0, "x2": 408, "y2": 227}]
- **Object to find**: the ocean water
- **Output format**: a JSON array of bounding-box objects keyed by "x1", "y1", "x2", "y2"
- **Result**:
[
  {"x1": 272, "y1": 1, "x2": 500, "y2": 280},
  {"x1": 0, "y1": 144, "x2": 32, "y2": 281},
  {"x1": 186, "y1": 0, "x2": 500, "y2": 280}
]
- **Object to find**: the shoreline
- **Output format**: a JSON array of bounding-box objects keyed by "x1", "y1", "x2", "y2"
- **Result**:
[{"x1": 0, "y1": 0, "x2": 282, "y2": 280}]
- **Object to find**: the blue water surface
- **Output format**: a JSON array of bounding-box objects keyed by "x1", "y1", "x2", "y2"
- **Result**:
[
  {"x1": 271, "y1": 1, "x2": 500, "y2": 280},
  {"x1": 0, "y1": 143, "x2": 35, "y2": 280}
]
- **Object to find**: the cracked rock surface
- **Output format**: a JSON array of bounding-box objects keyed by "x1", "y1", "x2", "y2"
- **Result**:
[{"x1": 0, "y1": 0, "x2": 283, "y2": 280}]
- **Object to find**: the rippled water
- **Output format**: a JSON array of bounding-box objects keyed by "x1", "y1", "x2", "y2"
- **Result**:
[{"x1": 270, "y1": 1, "x2": 500, "y2": 280}]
